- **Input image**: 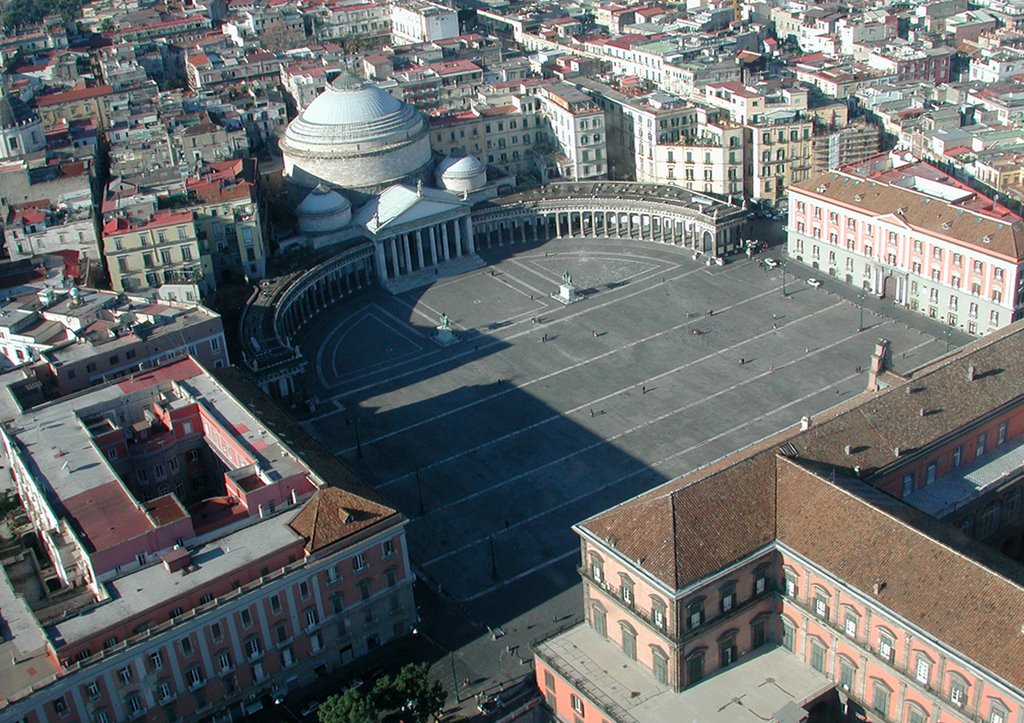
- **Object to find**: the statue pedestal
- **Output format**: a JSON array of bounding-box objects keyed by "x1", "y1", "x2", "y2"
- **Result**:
[
  {"x1": 434, "y1": 326, "x2": 458, "y2": 347},
  {"x1": 552, "y1": 283, "x2": 579, "y2": 305}
]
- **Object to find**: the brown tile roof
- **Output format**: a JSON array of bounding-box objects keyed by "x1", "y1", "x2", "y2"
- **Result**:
[
  {"x1": 582, "y1": 449, "x2": 777, "y2": 588},
  {"x1": 776, "y1": 458, "x2": 1024, "y2": 690},
  {"x1": 791, "y1": 171, "x2": 1024, "y2": 261},
  {"x1": 289, "y1": 487, "x2": 396, "y2": 552},
  {"x1": 791, "y1": 322, "x2": 1024, "y2": 478}
]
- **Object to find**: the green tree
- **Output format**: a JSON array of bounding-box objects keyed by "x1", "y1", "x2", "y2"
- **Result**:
[
  {"x1": 318, "y1": 687, "x2": 374, "y2": 723},
  {"x1": 318, "y1": 664, "x2": 447, "y2": 723},
  {"x1": 373, "y1": 663, "x2": 446, "y2": 722}
]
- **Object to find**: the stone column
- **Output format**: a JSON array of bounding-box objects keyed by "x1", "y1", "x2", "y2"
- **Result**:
[
  {"x1": 463, "y1": 215, "x2": 475, "y2": 254},
  {"x1": 454, "y1": 219, "x2": 463, "y2": 257},
  {"x1": 415, "y1": 230, "x2": 425, "y2": 270},
  {"x1": 429, "y1": 226, "x2": 439, "y2": 266},
  {"x1": 389, "y1": 237, "x2": 400, "y2": 278},
  {"x1": 403, "y1": 234, "x2": 413, "y2": 273},
  {"x1": 555, "y1": 213, "x2": 562, "y2": 238},
  {"x1": 441, "y1": 222, "x2": 451, "y2": 260}
]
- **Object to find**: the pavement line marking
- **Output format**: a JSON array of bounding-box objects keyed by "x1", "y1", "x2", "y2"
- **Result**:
[
  {"x1": 319, "y1": 262, "x2": 716, "y2": 404},
  {"x1": 370, "y1": 298, "x2": 846, "y2": 480},
  {"x1": 451, "y1": 338, "x2": 938, "y2": 600},
  {"x1": 334, "y1": 283, "x2": 783, "y2": 456},
  {"x1": 418, "y1": 344, "x2": 866, "y2": 567}
]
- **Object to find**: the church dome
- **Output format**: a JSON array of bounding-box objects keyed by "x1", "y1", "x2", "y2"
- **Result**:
[
  {"x1": 436, "y1": 153, "x2": 487, "y2": 192},
  {"x1": 297, "y1": 185, "x2": 352, "y2": 234},
  {"x1": 280, "y1": 71, "x2": 433, "y2": 199}
]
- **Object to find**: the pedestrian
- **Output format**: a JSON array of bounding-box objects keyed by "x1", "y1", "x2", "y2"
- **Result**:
[
  {"x1": 590, "y1": 407, "x2": 594, "y2": 418},
  {"x1": 773, "y1": 323, "x2": 777, "y2": 329},
  {"x1": 740, "y1": 357, "x2": 745, "y2": 365},
  {"x1": 592, "y1": 329, "x2": 598, "y2": 338}
]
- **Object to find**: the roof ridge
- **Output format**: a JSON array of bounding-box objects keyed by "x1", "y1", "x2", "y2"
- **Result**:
[{"x1": 780, "y1": 457, "x2": 1024, "y2": 594}]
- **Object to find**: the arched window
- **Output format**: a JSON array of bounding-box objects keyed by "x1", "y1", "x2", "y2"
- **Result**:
[
  {"x1": 650, "y1": 596, "x2": 667, "y2": 631},
  {"x1": 650, "y1": 645, "x2": 668, "y2": 685},
  {"x1": 618, "y1": 574, "x2": 634, "y2": 607},
  {"x1": 588, "y1": 551, "x2": 604, "y2": 583},
  {"x1": 590, "y1": 601, "x2": 607, "y2": 638},
  {"x1": 947, "y1": 671, "x2": 969, "y2": 709},
  {"x1": 685, "y1": 647, "x2": 706, "y2": 685},
  {"x1": 619, "y1": 621, "x2": 637, "y2": 660}
]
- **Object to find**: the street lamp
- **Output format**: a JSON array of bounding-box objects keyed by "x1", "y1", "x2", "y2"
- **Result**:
[
  {"x1": 858, "y1": 287, "x2": 866, "y2": 332},
  {"x1": 415, "y1": 469, "x2": 425, "y2": 516},
  {"x1": 781, "y1": 260, "x2": 788, "y2": 297},
  {"x1": 945, "y1": 326, "x2": 953, "y2": 353}
]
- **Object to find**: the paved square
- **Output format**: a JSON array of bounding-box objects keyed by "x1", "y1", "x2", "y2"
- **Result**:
[{"x1": 298, "y1": 238, "x2": 957, "y2": 606}]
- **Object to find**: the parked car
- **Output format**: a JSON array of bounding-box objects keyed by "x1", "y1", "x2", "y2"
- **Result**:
[
  {"x1": 299, "y1": 700, "x2": 320, "y2": 717},
  {"x1": 764, "y1": 258, "x2": 780, "y2": 269},
  {"x1": 807, "y1": 278, "x2": 822, "y2": 288}
]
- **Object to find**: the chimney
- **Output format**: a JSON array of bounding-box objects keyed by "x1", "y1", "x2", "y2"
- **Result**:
[
  {"x1": 919, "y1": 407, "x2": 926, "y2": 417},
  {"x1": 967, "y1": 365, "x2": 976, "y2": 382},
  {"x1": 844, "y1": 444, "x2": 853, "y2": 455},
  {"x1": 893, "y1": 446, "x2": 900, "y2": 457},
  {"x1": 867, "y1": 338, "x2": 891, "y2": 392},
  {"x1": 800, "y1": 415, "x2": 812, "y2": 431}
]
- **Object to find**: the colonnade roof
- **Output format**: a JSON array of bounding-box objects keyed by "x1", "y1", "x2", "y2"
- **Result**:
[{"x1": 482, "y1": 181, "x2": 746, "y2": 219}]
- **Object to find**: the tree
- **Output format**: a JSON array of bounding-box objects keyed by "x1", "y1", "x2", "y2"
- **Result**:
[
  {"x1": 318, "y1": 664, "x2": 447, "y2": 723},
  {"x1": 373, "y1": 663, "x2": 447, "y2": 723},
  {"x1": 318, "y1": 687, "x2": 375, "y2": 723}
]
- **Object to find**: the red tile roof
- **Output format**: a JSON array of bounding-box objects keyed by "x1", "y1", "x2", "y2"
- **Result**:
[
  {"x1": 64, "y1": 481, "x2": 154, "y2": 554},
  {"x1": 36, "y1": 84, "x2": 114, "y2": 107}
]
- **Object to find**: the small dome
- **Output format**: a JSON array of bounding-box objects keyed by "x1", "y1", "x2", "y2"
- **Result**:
[
  {"x1": 438, "y1": 154, "x2": 487, "y2": 180},
  {"x1": 297, "y1": 185, "x2": 352, "y2": 235},
  {"x1": 297, "y1": 185, "x2": 350, "y2": 216}
]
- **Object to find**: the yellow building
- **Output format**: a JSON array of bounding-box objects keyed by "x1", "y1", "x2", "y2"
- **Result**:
[{"x1": 102, "y1": 211, "x2": 214, "y2": 296}]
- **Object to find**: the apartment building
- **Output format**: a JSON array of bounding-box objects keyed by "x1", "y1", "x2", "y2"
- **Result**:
[
  {"x1": 657, "y1": 109, "x2": 745, "y2": 197},
  {"x1": 810, "y1": 121, "x2": 882, "y2": 173},
  {"x1": 103, "y1": 211, "x2": 214, "y2": 296},
  {"x1": 573, "y1": 77, "x2": 695, "y2": 183},
  {"x1": 536, "y1": 323, "x2": 1024, "y2": 723},
  {"x1": 185, "y1": 161, "x2": 266, "y2": 281},
  {"x1": 536, "y1": 82, "x2": 607, "y2": 181},
  {"x1": 35, "y1": 82, "x2": 116, "y2": 129},
  {"x1": 703, "y1": 82, "x2": 815, "y2": 205},
  {"x1": 308, "y1": 0, "x2": 390, "y2": 46},
  {"x1": 391, "y1": 1, "x2": 459, "y2": 45},
  {"x1": 0, "y1": 357, "x2": 416, "y2": 723},
  {"x1": 393, "y1": 59, "x2": 483, "y2": 113},
  {"x1": 0, "y1": 286, "x2": 228, "y2": 400},
  {"x1": 787, "y1": 158, "x2": 1024, "y2": 335}
]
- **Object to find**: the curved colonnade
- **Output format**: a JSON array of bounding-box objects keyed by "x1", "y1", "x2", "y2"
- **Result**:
[
  {"x1": 239, "y1": 182, "x2": 748, "y2": 399},
  {"x1": 472, "y1": 182, "x2": 747, "y2": 257}
]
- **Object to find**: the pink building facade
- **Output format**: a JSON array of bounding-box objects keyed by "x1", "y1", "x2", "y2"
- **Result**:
[{"x1": 787, "y1": 158, "x2": 1024, "y2": 336}]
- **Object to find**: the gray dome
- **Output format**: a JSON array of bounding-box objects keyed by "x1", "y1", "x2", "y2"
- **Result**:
[
  {"x1": 302, "y1": 73, "x2": 403, "y2": 130},
  {"x1": 438, "y1": 155, "x2": 486, "y2": 180},
  {"x1": 297, "y1": 185, "x2": 350, "y2": 215},
  {"x1": 297, "y1": 185, "x2": 352, "y2": 234}
]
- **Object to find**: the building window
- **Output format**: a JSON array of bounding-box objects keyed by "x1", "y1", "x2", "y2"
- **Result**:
[
  {"x1": 843, "y1": 611, "x2": 858, "y2": 638},
  {"x1": 149, "y1": 651, "x2": 163, "y2": 670},
  {"x1": 949, "y1": 677, "x2": 967, "y2": 707},
  {"x1": 270, "y1": 594, "x2": 281, "y2": 614},
  {"x1": 653, "y1": 648, "x2": 668, "y2": 684},
  {"x1": 687, "y1": 599, "x2": 704, "y2": 629},
  {"x1": 180, "y1": 635, "x2": 192, "y2": 655},
  {"x1": 926, "y1": 461, "x2": 937, "y2": 485},
  {"x1": 809, "y1": 638, "x2": 826, "y2": 673},
  {"x1": 782, "y1": 618, "x2": 796, "y2": 651},
  {"x1": 353, "y1": 553, "x2": 367, "y2": 573},
  {"x1": 784, "y1": 571, "x2": 797, "y2": 597},
  {"x1": 651, "y1": 599, "x2": 666, "y2": 630},
  {"x1": 240, "y1": 609, "x2": 253, "y2": 628},
  {"x1": 902, "y1": 473, "x2": 914, "y2": 498},
  {"x1": 719, "y1": 634, "x2": 738, "y2": 667},
  {"x1": 915, "y1": 657, "x2": 930, "y2": 686},
  {"x1": 813, "y1": 591, "x2": 830, "y2": 621},
  {"x1": 978, "y1": 432, "x2": 988, "y2": 458},
  {"x1": 686, "y1": 650, "x2": 705, "y2": 684},
  {"x1": 218, "y1": 650, "x2": 232, "y2": 672},
  {"x1": 719, "y1": 583, "x2": 736, "y2": 613},
  {"x1": 839, "y1": 658, "x2": 855, "y2": 691},
  {"x1": 571, "y1": 694, "x2": 585, "y2": 715},
  {"x1": 952, "y1": 446, "x2": 962, "y2": 468},
  {"x1": 878, "y1": 631, "x2": 894, "y2": 662},
  {"x1": 872, "y1": 681, "x2": 891, "y2": 716},
  {"x1": 299, "y1": 581, "x2": 310, "y2": 599},
  {"x1": 87, "y1": 681, "x2": 101, "y2": 700},
  {"x1": 245, "y1": 637, "x2": 262, "y2": 659},
  {"x1": 989, "y1": 702, "x2": 1008, "y2": 723},
  {"x1": 998, "y1": 422, "x2": 1008, "y2": 445},
  {"x1": 620, "y1": 577, "x2": 634, "y2": 607},
  {"x1": 382, "y1": 539, "x2": 396, "y2": 558},
  {"x1": 620, "y1": 624, "x2": 637, "y2": 660},
  {"x1": 753, "y1": 567, "x2": 768, "y2": 595}
]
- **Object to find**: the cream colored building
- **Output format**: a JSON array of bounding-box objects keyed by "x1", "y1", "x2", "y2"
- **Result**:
[
  {"x1": 536, "y1": 83, "x2": 607, "y2": 181},
  {"x1": 102, "y1": 210, "x2": 213, "y2": 295},
  {"x1": 656, "y1": 111, "x2": 745, "y2": 198}
]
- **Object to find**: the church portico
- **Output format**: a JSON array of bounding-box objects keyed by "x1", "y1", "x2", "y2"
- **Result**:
[{"x1": 356, "y1": 184, "x2": 477, "y2": 289}]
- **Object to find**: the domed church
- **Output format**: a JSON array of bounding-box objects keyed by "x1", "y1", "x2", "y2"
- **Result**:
[{"x1": 279, "y1": 71, "x2": 432, "y2": 201}]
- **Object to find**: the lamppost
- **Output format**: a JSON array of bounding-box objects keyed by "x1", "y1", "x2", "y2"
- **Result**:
[
  {"x1": 858, "y1": 287, "x2": 867, "y2": 332},
  {"x1": 945, "y1": 326, "x2": 953, "y2": 353},
  {"x1": 781, "y1": 260, "x2": 788, "y2": 297},
  {"x1": 415, "y1": 469, "x2": 425, "y2": 516}
]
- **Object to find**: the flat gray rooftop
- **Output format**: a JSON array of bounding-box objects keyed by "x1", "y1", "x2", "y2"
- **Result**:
[
  {"x1": 297, "y1": 238, "x2": 958, "y2": 607},
  {"x1": 536, "y1": 624, "x2": 832, "y2": 722}
]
